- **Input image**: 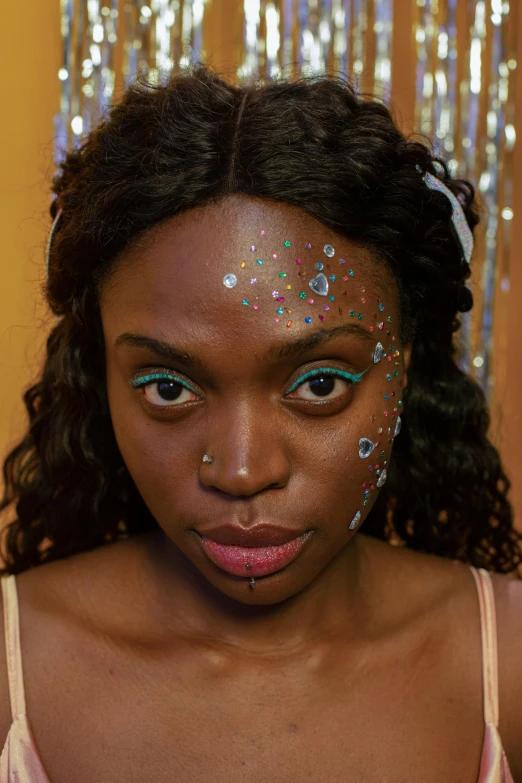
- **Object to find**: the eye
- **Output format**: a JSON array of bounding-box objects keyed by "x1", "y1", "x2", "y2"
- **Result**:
[
  {"x1": 286, "y1": 367, "x2": 367, "y2": 402},
  {"x1": 129, "y1": 370, "x2": 201, "y2": 408}
]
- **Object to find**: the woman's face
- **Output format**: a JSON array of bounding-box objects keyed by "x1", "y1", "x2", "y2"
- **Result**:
[{"x1": 100, "y1": 195, "x2": 410, "y2": 605}]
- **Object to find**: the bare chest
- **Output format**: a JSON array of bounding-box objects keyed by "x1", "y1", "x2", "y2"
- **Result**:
[{"x1": 25, "y1": 630, "x2": 485, "y2": 783}]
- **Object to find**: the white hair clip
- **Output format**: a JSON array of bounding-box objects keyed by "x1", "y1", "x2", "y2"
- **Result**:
[{"x1": 417, "y1": 166, "x2": 474, "y2": 265}]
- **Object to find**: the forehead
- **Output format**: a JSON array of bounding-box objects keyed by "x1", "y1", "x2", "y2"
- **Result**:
[{"x1": 100, "y1": 195, "x2": 396, "y2": 347}]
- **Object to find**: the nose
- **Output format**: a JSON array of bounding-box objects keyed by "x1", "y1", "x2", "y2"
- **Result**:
[{"x1": 199, "y1": 400, "x2": 291, "y2": 496}]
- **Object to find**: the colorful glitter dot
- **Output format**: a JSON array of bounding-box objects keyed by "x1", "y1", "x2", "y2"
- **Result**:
[
  {"x1": 240, "y1": 261, "x2": 246, "y2": 269},
  {"x1": 340, "y1": 258, "x2": 346, "y2": 264},
  {"x1": 349, "y1": 270, "x2": 355, "y2": 277},
  {"x1": 385, "y1": 394, "x2": 389, "y2": 400},
  {"x1": 323, "y1": 305, "x2": 329, "y2": 311},
  {"x1": 276, "y1": 307, "x2": 284, "y2": 315},
  {"x1": 387, "y1": 374, "x2": 392, "y2": 381},
  {"x1": 381, "y1": 451, "x2": 386, "y2": 457},
  {"x1": 330, "y1": 275, "x2": 336, "y2": 282},
  {"x1": 286, "y1": 284, "x2": 292, "y2": 290},
  {"x1": 253, "y1": 304, "x2": 259, "y2": 310},
  {"x1": 308, "y1": 298, "x2": 314, "y2": 304},
  {"x1": 358, "y1": 313, "x2": 363, "y2": 320},
  {"x1": 256, "y1": 259, "x2": 263, "y2": 265},
  {"x1": 260, "y1": 230, "x2": 265, "y2": 236},
  {"x1": 319, "y1": 314, "x2": 325, "y2": 322},
  {"x1": 272, "y1": 290, "x2": 279, "y2": 298},
  {"x1": 284, "y1": 240, "x2": 291, "y2": 247},
  {"x1": 286, "y1": 321, "x2": 292, "y2": 328},
  {"x1": 378, "y1": 322, "x2": 384, "y2": 330},
  {"x1": 369, "y1": 326, "x2": 374, "y2": 332},
  {"x1": 277, "y1": 296, "x2": 285, "y2": 302},
  {"x1": 315, "y1": 262, "x2": 324, "y2": 271},
  {"x1": 242, "y1": 299, "x2": 249, "y2": 306},
  {"x1": 388, "y1": 316, "x2": 393, "y2": 322},
  {"x1": 329, "y1": 295, "x2": 335, "y2": 301},
  {"x1": 279, "y1": 272, "x2": 287, "y2": 278},
  {"x1": 299, "y1": 292, "x2": 306, "y2": 299},
  {"x1": 394, "y1": 370, "x2": 399, "y2": 376},
  {"x1": 306, "y1": 243, "x2": 312, "y2": 249},
  {"x1": 296, "y1": 258, "x2": 302, "y2": 265},
  {"x1": 251, "y1": 278, "x2": 257, "y2": 284},
  {"x1": 398, "y1": 401, "x2": 403, "y2": 407},
  {"x1": 361, "y1": 298, "x2": 366, "y2": 304},
  {"x1": 343, "y1": 275, "x2": 349, "y2": 282},
  {"x1": 305, "y1": 316, "x2": 312, "y2": 324},
  {"x1": 350, "y1": 310, "x2": 355, "y2": 317},
  {"x1": 250, "y1": 246, "x2": 256, "y2": 252},
  {"x1": 379, "y1": 302, "x2": 385, "y2": 311},
  {"x1": 275, "y1": 317, "x2": 280, "y2": 323}
]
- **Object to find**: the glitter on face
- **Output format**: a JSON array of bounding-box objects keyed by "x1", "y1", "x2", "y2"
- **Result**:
[
  {"x1": 330, "y1": 275, "x2": 336, "y2": 282},
  {"x1": 308, "y1": 298, "x2": 314, "y2": 304},
  {"x1": 319, "y1": 314, "x2": 325, "y2": 322},
  {"x1": 340, "y1": 258, "x2": 346, "y2": 264},
  {"x1": 250, "y1": 246, "x2": 256, "y2": 252},
  {"x1": 315, "y1": 262, "x2": 324, "y2": 271},
  {"x1": 242, "y1": 299, "x2": 249, "y2": 306},
  {"x1": 256, "y1": 259, "x2": 263, "y2": 265},
  {"x1": 359, "y1": 438, "x2": 376, "y2": 459},
  {"x1": 296, "y1": 258, "x2": 302, "y2": 265},
  {"x1": 251, "y1": 278, "x2": 257, "y2": 284},
  {"x1": 276, "y1": 308, "x2": 284, "y2": 315},
  {"x1": 240, "y1": 261, "x2": 246, "y2": 269},
  {"x1": 253, "y1": 304, "x2": 259, "y2": 310},
  {"x1": 260, "y1": 230, "x2": 265, "y2": 236},
  {"x1": 305, "y1": 316, "x2": 312, "y2": 324},
  {"x1": 272, "y1": 291, "x2": 279, "y2": 298},
  {"x1": 349, "y1": 510, "x2": 361, "y2": 530},
  {"x1": 223, "y1": 273, "x2": 237, "y2": 288},
  {"x1": 284, "y1": 240, "x2": 291, "y2": 247},
  {"x1": 373, "y1": 342, "x2": 386, "y2": 363},
  {"x1": 275, "y1": 317, "x2": 280, "y2": 322},
  {"x1": 394, "y1": 416, "x2": 402, "y2": 437},
  {"x1": 306, "y1": 243, "x2": 312, "y2": 249},
  {"x1": 349, "y1": 270, "x2": 355, "y2": 277},
  {"x1": 376, "y1": 469, "x2": 387, "y2": 488},
  {"x1": 279, "y1": 272, "x2": 287, "y2": 278},
  {"x1": 379, "y1": 302, "x2": 385, "y2": 311},
  {"x1": 286, "y1": 321, "x2": 292, "y2": 328},
  {"x1": 299, "y1": 292, "x2": 306, "y2": 299},
  {"x1": 324, "y1": 244, "x2": 335, "y2": 257}
]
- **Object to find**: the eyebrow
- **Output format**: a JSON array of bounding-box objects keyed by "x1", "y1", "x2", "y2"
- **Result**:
[{"x1": 114, "y1": 323, "x2": 374, "y2": 367}]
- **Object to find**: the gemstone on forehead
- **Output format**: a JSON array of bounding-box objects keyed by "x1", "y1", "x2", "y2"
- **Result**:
[
  {"x1": 223, "y1": 273, "x2": 237, "y2": 288},
  {"x1": 324, "y1": 244, "x2": 335, "y2": 257},
  {"x1": 359, "y1": 438, "x2": 376, "y2": 459},
  {"x1": 309, "y1": 273, "x2": 329, "y2": 296}
]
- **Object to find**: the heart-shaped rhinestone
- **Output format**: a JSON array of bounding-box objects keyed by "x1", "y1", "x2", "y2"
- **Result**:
[{"x1": 309, "y1": 273, "x2": 329, "y2": 296}]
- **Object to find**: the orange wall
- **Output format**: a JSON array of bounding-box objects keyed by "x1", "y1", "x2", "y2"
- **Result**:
[{"x1": 0, "y1": 0, "x2": 60, "y2": 459}]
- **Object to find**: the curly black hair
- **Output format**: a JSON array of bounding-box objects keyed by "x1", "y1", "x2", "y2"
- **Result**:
[{"x1": 1, "y1": 63, "x2": 520, "y2": 578}]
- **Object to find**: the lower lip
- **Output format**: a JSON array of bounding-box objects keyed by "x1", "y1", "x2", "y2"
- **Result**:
[{"x1": 197, "y1": 532, "x2": 313, "y2": 578}]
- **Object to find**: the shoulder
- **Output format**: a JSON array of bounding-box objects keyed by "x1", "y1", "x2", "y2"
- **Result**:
[
  {"x1": 490, "y1": 569, "x2": 522, "y2": 780},
  {"x1": 0, "y1": 575, "x2": 14, "y2": 754}
]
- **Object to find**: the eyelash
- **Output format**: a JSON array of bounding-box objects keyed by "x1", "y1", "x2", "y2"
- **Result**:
[{"x1": 129, "y1": 366, "x2": 366, "y2": 406}]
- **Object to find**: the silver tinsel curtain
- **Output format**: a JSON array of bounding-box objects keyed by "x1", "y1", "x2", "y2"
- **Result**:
[{"x1": 54, "y1": 0, "x2": 517, "y2": 405}]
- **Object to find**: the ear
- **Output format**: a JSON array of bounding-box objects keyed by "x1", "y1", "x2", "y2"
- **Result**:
[{"x1": 401, "y1": 344, "x2": 412, "y2": 389}]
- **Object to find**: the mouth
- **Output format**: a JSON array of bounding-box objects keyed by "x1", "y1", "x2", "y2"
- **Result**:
[{"x1": 194, "y1": 530, "x2": 313, "y2": 578}]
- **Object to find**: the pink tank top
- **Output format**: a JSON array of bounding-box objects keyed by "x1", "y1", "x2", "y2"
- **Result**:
[{"x1": 0, "y1": 566, "x2": 515, "y2": 782}]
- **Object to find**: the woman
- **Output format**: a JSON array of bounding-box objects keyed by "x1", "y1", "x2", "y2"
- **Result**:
[{"x1": 0, "y1": 64, "x2": 520, "y2": 782}]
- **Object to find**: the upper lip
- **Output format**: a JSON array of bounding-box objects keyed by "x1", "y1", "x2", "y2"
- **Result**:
[{"x1": 196, "y1": 524, "x2": 307, "y2": 547}]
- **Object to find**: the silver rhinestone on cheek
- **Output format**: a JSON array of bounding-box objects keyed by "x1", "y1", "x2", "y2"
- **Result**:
[
  {"x1": 323, "y1": 244, "x2": 335, "y2": 257},
  {"x1": 394, "y1": 416, "x2": 402, "y2": 437},
  {"x1": 223, "y1": 273, "x2": 238, "y2": 288},
  {"x1": 349, "y1": 510, "x2": 361, "y2": 530},
  {"x1": 359, "y1": 438, "x2": 376, "y2": 459},
  {"x1": 373, "y1": 342, "x2": 386, "y2": 363},
  {"x1": 376, "y1": 469, "x2": 387, "y2": 488}
]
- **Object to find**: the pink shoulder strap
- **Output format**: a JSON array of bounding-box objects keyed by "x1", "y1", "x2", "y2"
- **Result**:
[
  {"x1": 469, "y1": 566, "x2": 499, "y2": 727},
  {"x1": 1, "y1": 574, "x2": 27, "y2": 720}
]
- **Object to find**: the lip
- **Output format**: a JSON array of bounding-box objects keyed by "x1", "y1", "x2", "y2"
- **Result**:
[
  {"x1": 195, "y1": 526, "x2": 313, "y2": 578},
  {"x1": 196, "y1": 523, "x2": 307, "y2": 548}
]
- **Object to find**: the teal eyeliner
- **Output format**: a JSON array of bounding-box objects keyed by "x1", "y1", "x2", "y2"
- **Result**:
[
  {"x1": 129, "y1": 372, "x2": 198, "y2": 396},
  {"x1": 285, "y1": 366, "x2": 368, "y2": 395}
]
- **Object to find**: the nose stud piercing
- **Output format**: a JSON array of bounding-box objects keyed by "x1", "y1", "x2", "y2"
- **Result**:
[{"x1": 202, "y1": 454, "x2": 213, "y2": 464}]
